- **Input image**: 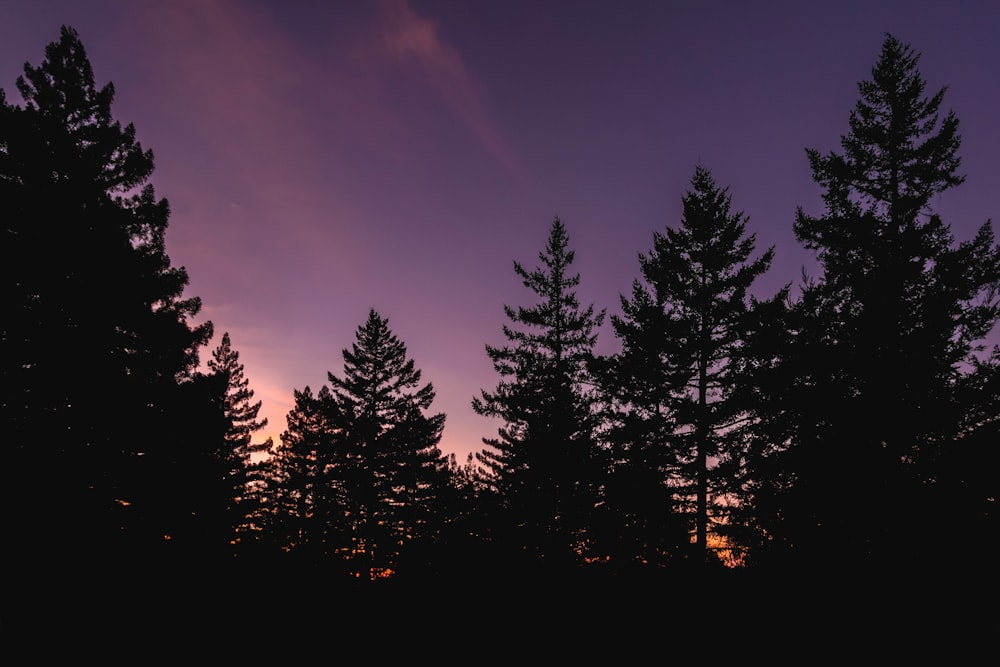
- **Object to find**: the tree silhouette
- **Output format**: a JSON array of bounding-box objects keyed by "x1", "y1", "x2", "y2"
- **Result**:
[
  {"x1": 473, "y1": 218, "x2": 606, "y2": 571},
  {"x1": 262, "y1": 310, "x2": 449, "y2": 580},
  {"x1": 607, "y1": 166, "x2": 777, "y2": 566},
  {"x1": 751, "y1": 34, "x2": 1000, "y2": 570},
  {"x1": 1, "y1": 26, "x2": 212, "y2": 568},
  {"x1": 946, "y1": 349, "x2": 1000, "y2": 553},
  {"x1": 256, "y1": 385, "x2": 333, "y2": 567},
  {"x1": 205, "y1": 332, "x2": 272, "y2": 553}
]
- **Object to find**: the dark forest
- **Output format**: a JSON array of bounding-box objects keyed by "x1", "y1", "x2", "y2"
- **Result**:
[{"x1": 3, "y1": 28, "x2": 997, "y2": 634}]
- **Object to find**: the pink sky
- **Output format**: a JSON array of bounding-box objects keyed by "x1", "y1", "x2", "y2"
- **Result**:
[{"x1": 4, "y1": 1, "x2": 1000, "y2": 460}]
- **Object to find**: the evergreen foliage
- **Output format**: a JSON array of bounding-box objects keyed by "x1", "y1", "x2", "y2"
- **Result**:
[
  {"x1": 749, "y1": 34, "x2": 1000, "y2": 569},
  {"x1": 205, "y1": 332, "x2": 272, "y2": 551},
  {"x1": 261, "y1": 310, "x2": 449, "y2": 580},
  {"x1": 473, "y1": 218, "x2": 606, "y2": 569},
  {"x1": 256, "y1": 385, "x2": 332, "y2": 566},
  {"x1": 607, "y1": 166, "x2": 778, "y2": 566},
  {"x1": 208, "y1": 333, "x2": 270, "y2": 456},
  {"x1": 4, "y1": 25, "x2": 997, "y2": 590},
  {"x1": 1, "y1": 26, "x2": 213, "y2": 566}
]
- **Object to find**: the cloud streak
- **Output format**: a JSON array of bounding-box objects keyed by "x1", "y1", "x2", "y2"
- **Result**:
[{"x1": 375, "y1": 0, "x2": 521, "y2": 176}]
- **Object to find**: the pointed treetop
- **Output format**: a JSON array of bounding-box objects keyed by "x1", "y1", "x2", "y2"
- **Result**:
[
  {"x1": 208, "y1": 331, "x2": 268, "y2": 453},
  {"x1": 639, "y1": 165, "x2": 773, "y2": 311},
  {"x1": 330, "y1": 308, "x2": 438, "y2": 418},
  {"x1": 800, "y1": 32, "x2": 962, "y2": 236},
  {"x1": 15, "y1": 25, "x2": 154, "y2": 195}
]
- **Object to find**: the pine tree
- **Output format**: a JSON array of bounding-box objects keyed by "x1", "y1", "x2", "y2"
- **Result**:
[
  {"x1": 1, "y1": 27, "x2": 212, "y2": 567},
  {"x1": 256, "y1": 385, "x2": 333, "y2": 567},
  {"x1": 609, "y1": 166, "x2": 777, "y2": 566},
  {"x1": 754, "y1": 34, "x2": 1000, "y2": 569},
  {"x1": 327, "y1": 309, "x2": 449, "y2": 579},
  {"x1": 263, "y1": 310, "x2": 449, "y2": 580},
  {"x1": 208, "y1": 333, "x2": 269, "y2": 456},
  {"x1": 473, "y1": 217, "x2": 606, "y2": 570},
  {"x1": 205, "y1": 332, "x2": 271, "y2": 551}
]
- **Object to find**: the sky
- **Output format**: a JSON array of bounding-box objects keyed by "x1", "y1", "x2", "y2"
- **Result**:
[{"x1": 3, "y1": 1, "x2": 1000, "y2": 461}]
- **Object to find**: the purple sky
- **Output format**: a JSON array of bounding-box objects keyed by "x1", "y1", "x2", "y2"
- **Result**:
[{"x1": 4, "y1": 1, "x2": 1000, "y2": 460}]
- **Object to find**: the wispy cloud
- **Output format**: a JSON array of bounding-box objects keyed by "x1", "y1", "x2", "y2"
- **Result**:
[{"x1": 374, "y1": 0, "x2": 521, "y2": 175}]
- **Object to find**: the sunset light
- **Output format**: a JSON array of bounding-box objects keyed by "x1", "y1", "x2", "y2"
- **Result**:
[{"x1": 4, "y1": 2, "x2": 998, "y2": 634}]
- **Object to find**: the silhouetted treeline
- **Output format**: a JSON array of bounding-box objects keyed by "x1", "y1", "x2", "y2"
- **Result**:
[{"x1": 3, "y1": 27, "x2": 998, "y2": 602}]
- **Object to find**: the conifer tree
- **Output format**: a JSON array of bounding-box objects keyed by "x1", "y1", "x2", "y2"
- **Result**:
[
  {"x1": 473, "y1": 218, "x2": 606, "y2": 569},
  {"x1": 609, "y1": 166, "x2": 777, "y2": 566},
  {"x1": 752, "y1": 34, "x2": 1000, "y2": 569},
  {"x1": 264, "y1": 310, "x2": 449, "y2": 580},
  {"x1": 1, "y1": 27, "x2": 212, "y2": 566},
  {"x1": 205, "y1": 332, "x2": 271, "y2": 551},
  {"x1": 256, "y1": 385, "x2": 332, "y2": 567},
  {"x1": 208, "y1": 333, "x2": 269, "y2": 456}
]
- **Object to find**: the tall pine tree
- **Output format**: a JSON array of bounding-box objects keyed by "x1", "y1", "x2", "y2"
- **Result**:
[
  {"x1": 473, "y1": 218, "x2": 606, "y2": 571},
  {"x1": 262, "y1": 310, "x2": 449, "y2": 581},
  {"x1": 1, "y1": 27, "x2": 212, "y2": 569},
  {"x1": 608, "y1": 165, "x2": 777, "y2": 566},
  {"x1": 752, "y1": 34, "x2": 1000, "y2": 571}
]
